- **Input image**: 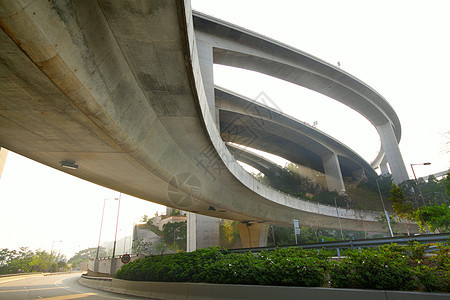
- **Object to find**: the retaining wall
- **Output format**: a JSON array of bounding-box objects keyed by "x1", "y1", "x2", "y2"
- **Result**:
[{"x1": 79, "y1": 275, "x2": 448, "y2": 300}]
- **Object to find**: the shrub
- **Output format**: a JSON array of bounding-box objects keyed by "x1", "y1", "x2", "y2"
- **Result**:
[
  {"x1": 329, "y1": 245, "x2": 416, "y2": 290},
  {"x1": 116, "y1": 243, "x2": 449, "y2": 292}
]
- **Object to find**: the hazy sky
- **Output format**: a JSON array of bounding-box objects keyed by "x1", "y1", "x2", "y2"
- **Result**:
[{"x1": 0, "y1": 1, "x2": 449, "y2": 258}]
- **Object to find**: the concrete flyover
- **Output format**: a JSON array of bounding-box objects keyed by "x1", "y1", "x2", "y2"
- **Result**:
[
  {"x1": 193, "y1": 11, "x2": 409, "y2": 185},
  {"x1": 216, "y1": 87, "x2": 378, "y2": 193},
  {"x1": 0, "y1": 1, "x2": 409, "y2": 246}
]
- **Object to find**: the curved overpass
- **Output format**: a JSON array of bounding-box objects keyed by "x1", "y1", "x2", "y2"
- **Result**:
[
  {"x1": 193, "y1": 11, "x2": 408, "y2": 184},
  {"x1": 0, "y1": 1, "x2": 407, "y2": 239},
  {"x1": 216, "y1": 87, "x2": 378, "y2": 191}
]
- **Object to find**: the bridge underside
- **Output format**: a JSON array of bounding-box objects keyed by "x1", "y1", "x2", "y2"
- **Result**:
[{"x1": 0, "y1": 1, "x2": 412, "y2": 236}]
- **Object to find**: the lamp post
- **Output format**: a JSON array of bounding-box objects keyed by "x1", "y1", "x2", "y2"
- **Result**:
[
  {"x1": 96, "y1": 199, "x2": 107, "y2": 261},
  {"x1": 111, "y1": 193, "x2": 122, "y2": 259},
  {"x1": 376, "y1": 178, "x2": 394, "y2": 237},
  {"x1": 410, "y1": 163, "x2": 431, "y2": 233},
  {"x1": 96, "y1": 196, "x2": 120, "y2": 260},
  {"x1": 51, "y1": 240, "x2": 62, "y2": 257},
  {"x1": 410, "y1": 163, "x2": 431, "y2": 206}
]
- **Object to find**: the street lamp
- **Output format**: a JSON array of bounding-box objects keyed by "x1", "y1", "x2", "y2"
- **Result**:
[
  {"x1": 376, "y1": 177, "x2": 394, "y2": 237},
  {"x1": 96, "y1": 196, "x2": 120, "y2": 260},
  {"x1": 410, "y1": 163, "x2": 431, "y2": 206},
  {"x1": 112, "y1": 193, "x2": 122, "y2": 259},
  {"x1": 51, "y1": 240, "x2": 62, "y2": 257}
]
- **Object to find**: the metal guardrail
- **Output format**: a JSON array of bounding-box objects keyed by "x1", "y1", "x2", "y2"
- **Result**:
[{"x1": 228, "y1": 233, "x2": 449, "y2": 253}]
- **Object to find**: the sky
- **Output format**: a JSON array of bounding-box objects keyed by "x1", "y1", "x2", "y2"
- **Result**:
[{"x1": 0, "y1": 1, "x2": 449, "y2": 258}]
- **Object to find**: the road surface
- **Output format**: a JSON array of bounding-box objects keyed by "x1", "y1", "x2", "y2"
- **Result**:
[{"x1": 0, "y1": 273, "x2": 149, "y2": 300}]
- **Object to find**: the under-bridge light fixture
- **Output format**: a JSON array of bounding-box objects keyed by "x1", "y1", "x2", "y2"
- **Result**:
[{"x1": 59, "y1": 160, "x2": 78, "y2": 170}]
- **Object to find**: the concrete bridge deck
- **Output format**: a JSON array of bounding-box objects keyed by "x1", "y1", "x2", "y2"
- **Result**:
[{"x1": 0, "y1": 0, "x2": 409, "y2": 234}]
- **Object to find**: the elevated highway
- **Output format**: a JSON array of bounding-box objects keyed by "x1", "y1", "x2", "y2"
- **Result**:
[
  {"x1": 216, "y1": 87, "x2": 377, "y2": 192},
  {"x1": 0, "y1": 1, "x2": 410, "y2": 245}
]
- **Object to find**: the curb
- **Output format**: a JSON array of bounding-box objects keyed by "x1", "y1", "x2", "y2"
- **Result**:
[{"x1": 79, "y1": 275, "x2": 449, "y2": 300}]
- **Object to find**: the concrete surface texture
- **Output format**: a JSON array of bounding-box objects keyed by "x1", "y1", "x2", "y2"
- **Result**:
[
  {"x1": 79, "y1": 276, "x2": 448, "y2": 300},
  {"x1": 0, "y1": 1, "x2": 410, "y2": 235}
]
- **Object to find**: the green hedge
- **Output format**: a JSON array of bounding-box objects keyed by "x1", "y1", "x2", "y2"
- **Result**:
[{"x1": 115, "y1": 242, "x2": 449, "y2": 292}]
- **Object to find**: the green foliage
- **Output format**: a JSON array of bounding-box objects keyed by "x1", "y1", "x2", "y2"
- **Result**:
[
  {"x1": 413, "y1": 204, "x2": 450, "y2": 233},
  {"x1": 162, "y1": 221, "x2": 187, "y2": 252},
  {"x1": 329, "y1": 244, "x2": 416, "y2": 290},
  {"x1": 0, "y1": 247, "x2": 67, "y2": 275},
  {"x1": 140, "y1": 215, "x2": 149, "y2": 222},
  {"x1": 116, "y1": 247, "x2": 224, "y2": 282},
  {"x1": 389, "y1": 183, "x2": 414, "y2": 234},
  {"x1": 115, "y1": 243, "x2": 449, "y2": 293},
  {"x1": 220, "y1": 220, "x2": 241, "y2": 249},
  {"x1": 68, "y1": 247, "x2": 106, "y2": 265}
]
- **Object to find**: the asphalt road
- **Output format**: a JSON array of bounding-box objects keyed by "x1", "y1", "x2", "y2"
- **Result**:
[{"x1": 0, "y1": 273, "x2": 150, "y2": 300}]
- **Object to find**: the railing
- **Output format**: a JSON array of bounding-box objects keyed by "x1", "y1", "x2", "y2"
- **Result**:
[{"x1": 228, "y1": 233, "x2": 449, "y2": 253}]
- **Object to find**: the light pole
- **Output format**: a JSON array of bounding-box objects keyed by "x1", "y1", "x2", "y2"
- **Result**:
[
  {"x1": 51, "y1": 240, "x2": 62, "y2": 257},
  {"x1": 410, "y1": 163, "x2": 431, "y2": 206},
  {"x1": 376, "y1": 177, "x2": 394, "y2": 237},
  {"x1": 333, "y1": 197, "x2": 344, "y2": 240},
  {"x1": 111, "y1": 193, "x2": 122, "y2": 259},
  {"x1": 410, "y1": 163, "x2": 431, "y2": 233},
  {"x1": 96, "y1": 196, "x2": 120, "y2": 260}
]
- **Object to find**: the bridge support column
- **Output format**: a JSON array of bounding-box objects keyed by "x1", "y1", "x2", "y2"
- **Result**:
[
  {"x1": 322, "y1": 153, "x2": 346, "y2": 194},
  {"x1": 236, "y1": 223, "x2": 269, "y2": 248},
  {"x1": 377, "y1": 123, "x2": 409, "y2": 184},
  {"x1": 187, "y1": 212, "x2": 220, "y2": 252},
  {"x1": 0, "y1": 147, "x2": 7, "y2": 179},
  {"x1": 195, "y1": 35, "x2": 217, "y2": 125},
  {"x1": 380, "y1": 155, "x2": 390, "y2": 175}
]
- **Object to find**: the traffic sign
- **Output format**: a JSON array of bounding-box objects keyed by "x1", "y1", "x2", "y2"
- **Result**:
[{"x1": 121, "y1": 254, "x2": 131, "y2": 264}]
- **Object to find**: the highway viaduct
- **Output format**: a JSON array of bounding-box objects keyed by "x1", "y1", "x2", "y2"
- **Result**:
[{"x1": 0, "y1": 1, "x2": 410, "y2": 248}]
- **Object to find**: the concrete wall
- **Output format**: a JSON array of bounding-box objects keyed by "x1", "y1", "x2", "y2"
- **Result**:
[
  {"x1": 187, "y1": 213, "x2": 220, "y2": 251},
  {"x1": 88, "y1": 255, "x2": 141, "y2": 277},
  {"x1": 79, "y1": 276, "x2": 446, "y2": 300}
]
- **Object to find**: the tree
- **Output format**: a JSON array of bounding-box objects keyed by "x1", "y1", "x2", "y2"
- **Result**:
[
  {"x1": 219, "y1": 220, "x2": 240, "y2": 249},
  {"x1": 1, "y1": 248, "x2": 67, "y2": 275},
  {"x1": 68, "y1": 247, "x2": 106, "y2": 266},
  {"x1": 389, "y1": 184, "x2": 414, "y2": 235},
  {"x1": 413, "y1": 203, "x2": 450, "y2": 233},
  {"x1": 162, "y1": 221, "x2": 187, "y2": 251},
  {"x1": 140, "y1": 215, "x2": 149, "y2": 222}
]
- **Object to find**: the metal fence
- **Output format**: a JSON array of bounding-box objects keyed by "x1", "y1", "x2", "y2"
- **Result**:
[{"x1": 228, "y1": 233, "x2": 449, "y2": 253}]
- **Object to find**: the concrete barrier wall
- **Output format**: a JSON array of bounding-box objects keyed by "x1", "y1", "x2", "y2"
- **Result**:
[
  {"x1": 79, "y1": 276, "x2": 448, "y2": 300},
  {"x1": 87, "y1": 256, "x2": 141, "y2": 277}
]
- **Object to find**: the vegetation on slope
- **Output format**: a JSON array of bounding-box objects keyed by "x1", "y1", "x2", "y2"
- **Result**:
[{"x1": 116, "y1": 242, "x2": 449, "y2": 293}]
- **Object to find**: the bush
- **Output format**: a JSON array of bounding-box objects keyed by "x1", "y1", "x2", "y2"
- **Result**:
[
  {"x1": 329, "y1": 245, "x2": 416, "y2": 290},
  {"x1": 116, "y1": 243, "x2": 449, "y2": 292}
]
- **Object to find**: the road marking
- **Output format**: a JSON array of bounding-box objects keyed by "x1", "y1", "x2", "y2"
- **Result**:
[
  {"x1": 32, "y1": 293, "x2": 96, "y2": 300},
  {"x1": 0, "y1": 274, "x2": 43, "y2": 284},
  {"x1": 0, "y1": 287, "x2": 57, "y2": 293}
]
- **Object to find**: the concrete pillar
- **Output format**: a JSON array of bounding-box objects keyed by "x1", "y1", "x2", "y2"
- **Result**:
[
  {"x1": 236, "y1": 223, "x2": 269, "y2": 248},
  {"x1": 187, "y1": 212, "x2": 220, "y2": 252},
  {"x1": 322, "y1": 153, "x2": 346, "y2": 194},
  {"x1": 380, "y1": 155, "x2": 390, "y2": 175},
  {"x1": 0, "y1": 147, "x2": 8, "y2": 180},
  {"x1": 195, "y1": 35, "x2": 215, "y2": 124},
  {"x1": 377, "y1": 123, "x2": 409, "y2": 184}
]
